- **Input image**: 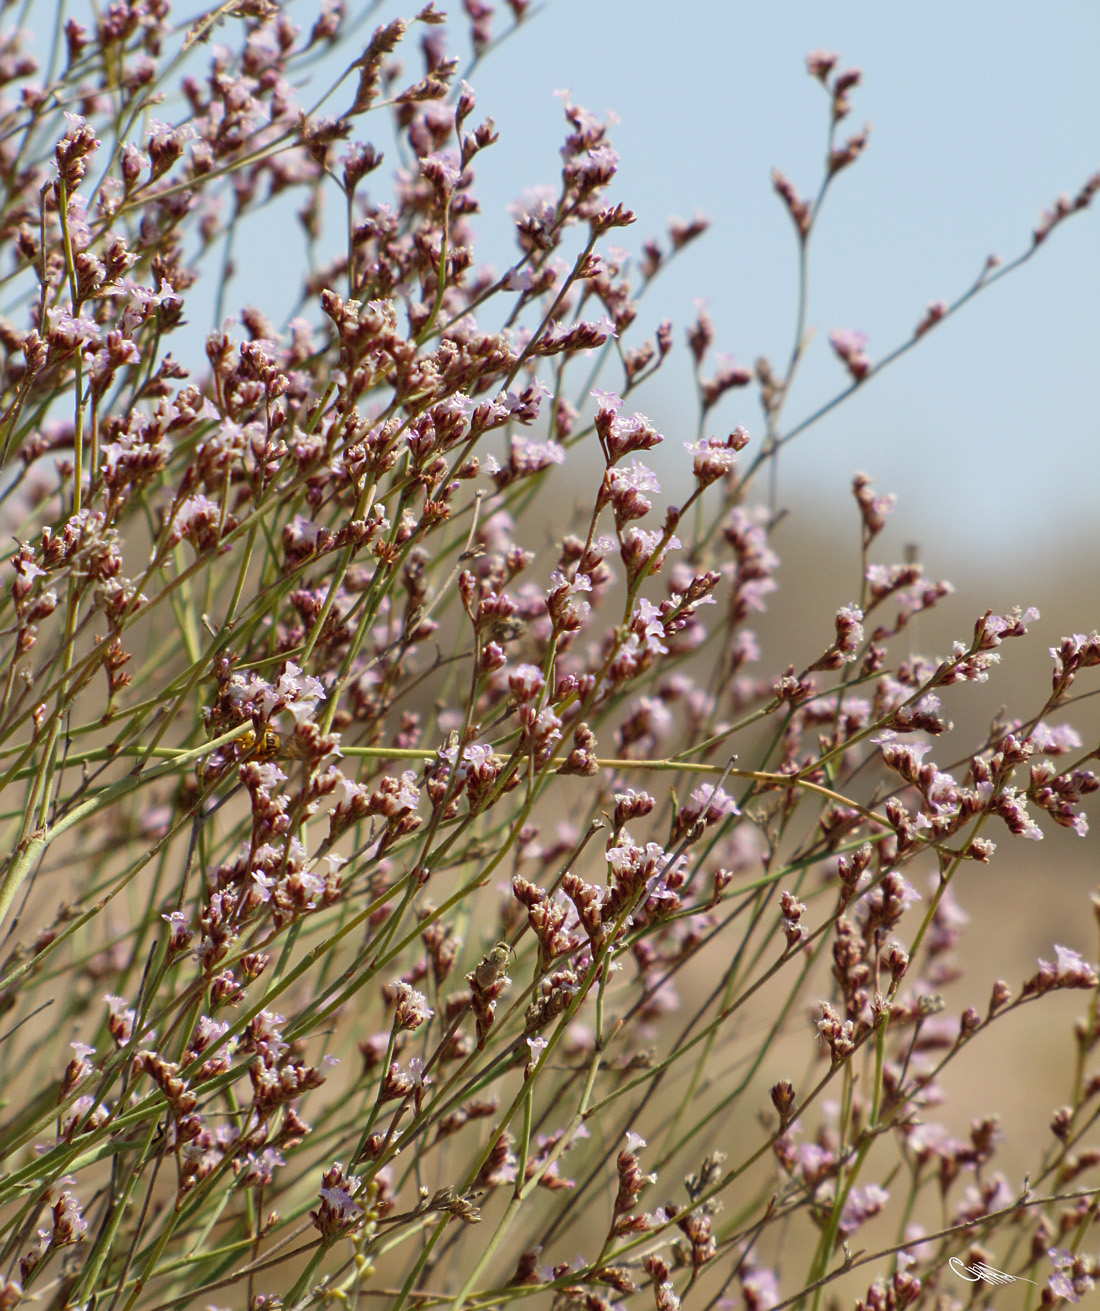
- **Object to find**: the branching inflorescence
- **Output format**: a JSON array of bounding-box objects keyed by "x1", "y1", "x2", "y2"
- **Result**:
[{"x1": 0, "y1": 6, "x2": 1097, "y2": 1311}]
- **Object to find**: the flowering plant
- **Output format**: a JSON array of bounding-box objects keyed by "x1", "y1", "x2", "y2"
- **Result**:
[{"x1": 0, "y1": 6, "x2": 1098, "y2": 1311}]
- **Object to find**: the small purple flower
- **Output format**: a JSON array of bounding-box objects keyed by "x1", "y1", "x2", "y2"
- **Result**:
[
  {"x1": 503, "y1": 266, "x2": 536, "y2": 291},
  {"x1": 828, "y1": 327, "x2": 871, "y2": 381},
  {"x1": 391, "y1": 981, "x2": 434, "y2": 1031},
  {"x1": 1029, "y1": 722, "x2": 1082, "y2": 754},
  {"x1": 591, "y1": 387, "x2": 623, "y2": 413},
  {"x1": 837, "y1": 1182, "x2": 888, "y2": 1235}
]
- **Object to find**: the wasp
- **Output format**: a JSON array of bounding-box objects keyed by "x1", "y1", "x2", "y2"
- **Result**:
[
  {"x1": 241, "y1": 726, "x2": 314, "y2": 762},
  {"x1": 239, "y1": 726, "x2": 282, "y2": 759},
  {"x1": 198, "y1": 722, "x2": 312, "y2": 788}
]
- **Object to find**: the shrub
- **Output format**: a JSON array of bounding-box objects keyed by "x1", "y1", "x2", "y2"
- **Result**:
[{"x1": 0, "y1": 6, "x2": 1098, "y2": 1310}]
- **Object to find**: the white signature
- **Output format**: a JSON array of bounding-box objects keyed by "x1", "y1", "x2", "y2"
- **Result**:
[{"x1": 948, "y1": 1257, "x2": 1039, "y2": 1287}]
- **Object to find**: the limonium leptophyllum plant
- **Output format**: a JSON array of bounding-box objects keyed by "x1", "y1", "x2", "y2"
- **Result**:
[{"x1": 0, "y1": 6, "x2": 1098, "y2": 1311}]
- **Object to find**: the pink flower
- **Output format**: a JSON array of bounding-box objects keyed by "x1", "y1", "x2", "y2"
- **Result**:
[
  {"x1": 805, "y1": 49, "x2": 839, "y2": 81},
  {"x1": 591, "y1": 387, "x2": 622, "y2": 414},
  {"x1": 263, "y1": 661, "x2": 326, "y2": 724},
  {"x1": 828, "y1": 327, "x2": 871, "y2": 381},
  {"x1": 620, "y1": 527, "x2": 681, "y2": 582},
  {"x1": 684, "y1": 436, "x2": 738, "y2": 484},
  {"x1": 598, "y1": 407, "x2": 664, "y2": 460},
  {"x1": 1029, "y1": 722, "x2": 1082, "y2": 754},
  {"x1": 503, "y1": 266, "x2": 536, "y2": 291},
  {"x1": 391, "y1": 982, "x2": 434, "y2": 1031},
  {"x1": 838, "y1": 1183, "x2": 888, "y2": 1235},
  {"x1": 609, "y1": 459, "x2": 660, "y2": 495}
]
